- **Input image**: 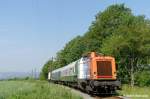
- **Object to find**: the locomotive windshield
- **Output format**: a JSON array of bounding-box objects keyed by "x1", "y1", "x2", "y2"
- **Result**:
[{"x1": 97, "y1": 61, "x2": 112, "y2": 77}]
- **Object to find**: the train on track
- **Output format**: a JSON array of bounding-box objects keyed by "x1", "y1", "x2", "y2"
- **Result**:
[{"x1": 48, "y1": 52, "x2": 121, "y2": 94}]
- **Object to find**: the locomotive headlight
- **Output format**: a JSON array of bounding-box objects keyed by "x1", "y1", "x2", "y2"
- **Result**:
[{"x1": 94, "y1": 72, "x2": 97, "y2": 77}]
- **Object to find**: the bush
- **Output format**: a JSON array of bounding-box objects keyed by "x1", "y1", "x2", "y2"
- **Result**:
[{"x1": 135, "y1": 70, "x2": 150, "y2": 86}]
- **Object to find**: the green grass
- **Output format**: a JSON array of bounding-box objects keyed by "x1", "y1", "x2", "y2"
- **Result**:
[
  {"x1": 0, "y1": 80, "x2": 82, "y2": 99},
  {"x1": 118, "y1": 85, "x2": 150, "y2": 99}
]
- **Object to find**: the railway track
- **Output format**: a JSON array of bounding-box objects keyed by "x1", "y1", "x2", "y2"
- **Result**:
[{"x1": 57, "y1": 83, "x2": 130, "y2": 99}]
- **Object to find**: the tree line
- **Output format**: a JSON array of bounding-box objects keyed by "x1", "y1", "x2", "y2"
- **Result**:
[{"x1": 40, "y1": 4, "x2": 150, "y2": 87}]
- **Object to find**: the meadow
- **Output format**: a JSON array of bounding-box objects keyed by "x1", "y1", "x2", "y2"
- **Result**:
[
  {"x1": 0, "y1": 80, "x2": 82, "y2": 99},
  {"x1": 0, "y1": 80, "x2": 149, "y2": 99},
  {"x1": 118, "y1": 85, "x2": 150, "y2": 99}
]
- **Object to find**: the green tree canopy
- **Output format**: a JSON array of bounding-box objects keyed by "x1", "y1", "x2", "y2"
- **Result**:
[
  {"x1": 40, "y1": 4, "x2": 150, "y2": 87},
  {"x1": 101, "y1": 15, "x2": 150, "y2": 85}
]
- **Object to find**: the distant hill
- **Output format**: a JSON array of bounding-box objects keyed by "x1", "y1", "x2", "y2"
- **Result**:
[{"x1": 0, "y1": 72, "x2": 39, "y2": 80}]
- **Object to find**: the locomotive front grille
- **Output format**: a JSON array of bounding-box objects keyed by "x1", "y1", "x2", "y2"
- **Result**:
[{"x1": 97, "y1": 61, "x2": 112, "y2": 77}]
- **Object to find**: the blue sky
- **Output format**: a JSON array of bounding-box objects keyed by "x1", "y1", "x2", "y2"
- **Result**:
[{"x1": 0, "y1": 0, "x2": 150, "y2": 72}]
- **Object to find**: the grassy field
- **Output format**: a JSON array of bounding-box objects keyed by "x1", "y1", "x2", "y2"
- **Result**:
[
  {"x1": 118, "y1": 85, "x2": 150, "y2": 99},
  {"x1": 0, "y1": 80, "x2": 149, "y2": 99},
  {"x1": 0, "y1": 80, "x2": 82, "y2": 99}
]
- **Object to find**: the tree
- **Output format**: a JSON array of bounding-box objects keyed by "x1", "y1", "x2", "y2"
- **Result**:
[
  {"x1": 101, "y1": 15, "x2": 150, "y2": 87},
  {"x1": 82, "y1": 4, "x2": 132, "y2": 52},
  {"x1": 56, "y1": 36, "x2": 85, "y2": 65},
  {"x1": 40, "y1": 59, "x2": 53, "y2": 80}
]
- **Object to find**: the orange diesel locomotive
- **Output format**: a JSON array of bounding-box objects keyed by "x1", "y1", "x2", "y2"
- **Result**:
[{"x1": 48, "y1": 52, "x2": 121, "y2": 94}]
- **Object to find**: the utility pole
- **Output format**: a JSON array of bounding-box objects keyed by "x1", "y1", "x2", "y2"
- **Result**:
[
  {"x1": 50, "y1": 57, "x2": 54, "y2": 72},
  {"x1": 31, "y1": 69, "x2": 33, "y2": 79},
  {"x1": 34, "y1": 68, "x2": 36, "y2": 79}
]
